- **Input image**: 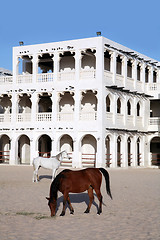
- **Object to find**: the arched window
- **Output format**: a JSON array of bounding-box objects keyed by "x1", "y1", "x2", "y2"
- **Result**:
[
  {"x1": 127, "y1": 100, "x2": 131, "y2": 115},
  {"x1": 117, "y1": 98, "x2": 121, "y2": 113},
  {"x1": 106, "y1": 95, "x2": 111, "y2": 112},
  {"x1": 137, "y1": 102, "x2": 140, "y2": 116}
]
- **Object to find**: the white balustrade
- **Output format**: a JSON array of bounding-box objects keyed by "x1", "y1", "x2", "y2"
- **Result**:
[
  {"x1": 17, "y1": 113, "x2": 31, "y2": 122},
  {"x1": 116, "y1": 74, "x2": 124, "y2": 88},
  {"x1": 36, "y1": 113, "x2": 52, "y2": 121},
  {"x1": 80, "y1": 69, "x2": 96, "y2": 79},
  {"x1": 0, "y1": 114, "x2": 11, "y2": 122},
  {"x1": 126, "y1": 77, "x2": 134, "y2": 90},
  {"x1": 58, "y1": 71, "x2": 75, "y2": 81},
  {"x1": 149, "y1": 117, "x2": 160, "y2": 125},
  {"x1": 37, "y1": 73, "x2": 54, "y2": 82},
  {"x1": 104, "y1": 71, "x2": 113, "y2": 85},
  {"x1": 0, "y1": 76, "x2": 13, "y2": 84},
  {"x1": 80, "y1": 111, "x2": 97, "y2": 120},
  {"x1": 57, "y1": 112, "x2": 74, "y2": 121},
  {"x1": 17, "y1": 74, "x2": 32, "y2": 84}
]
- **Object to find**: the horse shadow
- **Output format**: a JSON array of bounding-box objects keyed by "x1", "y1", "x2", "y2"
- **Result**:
[
  {"x1": 39, "y1": 175, "x2": 52, "y2": 180},
  {"x1": 56, "y1": 192, "x2": 99, "y2": 214}
]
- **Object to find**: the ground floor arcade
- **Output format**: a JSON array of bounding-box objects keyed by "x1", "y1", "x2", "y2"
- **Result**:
[{"x1": 0, "y1": 131, "x2": 159, "y2": 168}]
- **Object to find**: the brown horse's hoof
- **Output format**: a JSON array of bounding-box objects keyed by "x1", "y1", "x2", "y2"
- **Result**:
[
  {"x1": 60, "y1": 211, "x2": 65, "y2": 216},
  {"x1": 84, "y1": 208, "x2": 90, "y2": 214}
]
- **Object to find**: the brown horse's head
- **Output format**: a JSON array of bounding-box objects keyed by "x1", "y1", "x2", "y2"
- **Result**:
[{"x1": 46, "y1": 197, "x2": 57, "y2": 217}]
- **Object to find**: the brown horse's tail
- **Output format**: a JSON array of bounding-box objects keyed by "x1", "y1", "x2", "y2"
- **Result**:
[{"x1": 99, "y1": 168, "x2": 113, "y2": 199}]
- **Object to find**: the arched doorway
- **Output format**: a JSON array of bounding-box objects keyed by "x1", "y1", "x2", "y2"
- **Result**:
[
  {"x1": 18, "y1": 135, "x2": 30, "y2": 164},
  {"x1": 117, "y1": 136, "x2": 122, "y2": 167},
  {"x1": 137, "y1": 138, "x2": 141, "y2": 166},
  {"x1": 0, "y1": 135, "x2": 10, "y2": 164},
  {"x1": 38, "y1": 134, "x2": 51, "y2": 157},
  {"x1": 127, "y1": 137, "x2": 132, "y2": 166},
  {"x1": 150, "y1": 137, "x2": 160, "y2": 166},
  {"x1": 81, "y1": 134, "x2": 97, "y2": 167},
  {"x1": 105, "y1": 135, "x2": 111, "y2": 167},
  {"x1": 59, "y1": 134, "x2": 73, "y2": 167}
]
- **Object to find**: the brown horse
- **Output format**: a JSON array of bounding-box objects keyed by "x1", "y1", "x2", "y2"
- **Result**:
[{"x1": 46, "y1": 168, "x2": 112, "y2": 216}]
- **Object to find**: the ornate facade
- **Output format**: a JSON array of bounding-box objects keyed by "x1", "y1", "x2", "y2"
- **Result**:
[{"x1": 0, "y1": 36, "x2": 160, "y2": 168}]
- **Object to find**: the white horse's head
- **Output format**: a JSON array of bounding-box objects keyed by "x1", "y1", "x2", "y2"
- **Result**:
[{"x1": 61, "y1": 150, "x2": 71, "y2": 161}]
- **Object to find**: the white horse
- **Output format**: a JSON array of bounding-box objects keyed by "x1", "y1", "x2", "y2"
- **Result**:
[{"x1": 32, "y1": 150, "x2": 70, "y2": 182}]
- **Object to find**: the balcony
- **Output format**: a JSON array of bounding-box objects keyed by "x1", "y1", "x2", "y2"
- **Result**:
[
  {"x1": 17, "y1": 74, "x2": 32, "y2": 84},
  {"x1": 57, "y1": 112, "x2": 74, "y2": 121},
  {"x1": 17, "y1": 113, "x2": 31, "y2": 122},
  {"x1": 58, "y1": 71, "x2": 75, "y2": 81},
  {"x1": 116, "y1": 74, "x2": 124, "y2": 88},
  {"x1": 148, "y1": 117, "x2": 160, "y2": 131},
  {"x1": 36, "y1": 113, "x2": 52, "y2": 121},
  {"x1": 0, "y1": 76, "x2": 13, "y2": 84},
  {"x1": 126, "y1": 77, "x2": 134, "y2": 91},
  {"x1": 0, "y1": 114, "x2": 11, "y2": 122},
  {"x1": 37, "y1": 73, "x2": 54, "y2": 82},
  {"x1": 104, "y1": 71, "x2": 113, "y2": 86},
  {"x1": 80, "y1": 69, "x2": 96, "y2": 80},
  {"x1": 80, "y1": 111, "x2": 97, "y2": 121}
]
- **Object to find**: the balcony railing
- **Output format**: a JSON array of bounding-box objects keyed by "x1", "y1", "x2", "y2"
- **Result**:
[
  {"x1": 0, "y1": 114, "x2": 11, "y2": 122},
  {"x1": 80, "y1": 69, "x2": 96, "y2": 79},
  {"x1": 80, "y1": 111, "x2": 97, "y2": 120},
  {"x1": 57, "y1": 112, "x2": 74, "y2": 121},
  {"x1": 104, "y1": 70, "x2": 113, "y2": 85},
  {"x1": 149, "y1": 117, "x2": 160, "y2": 125},
  {"x1": 0, "y1": 76, "x2": 13, "y2": 84},
  {"x1": 17, "y1": 74, "x2": 32, "y2": 84},
  {"x1": 116, "y1": 74, "x2": 124, "y2": 88},
  {"x1": 36, "y1": 113, "x2": 52, "y2": 121},
  {"x1": 58, "y1": 71, "x2": 75, "y2": 81},
  {"x1": 17, "y1": 113, "x2": 31, "y2": 122},
  {"x1": 37, "y1": 73, "x2": 54, "y2": 82}
]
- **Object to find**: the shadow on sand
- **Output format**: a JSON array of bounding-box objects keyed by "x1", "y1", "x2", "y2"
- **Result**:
[{"x1": 56, "y1": 193, "x2": 99, "y2": 214}]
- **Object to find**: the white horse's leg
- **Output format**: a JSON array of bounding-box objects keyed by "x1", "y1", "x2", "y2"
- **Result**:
[{"x1": 52, "y1": 169, "x2": 57, "y2": 181}]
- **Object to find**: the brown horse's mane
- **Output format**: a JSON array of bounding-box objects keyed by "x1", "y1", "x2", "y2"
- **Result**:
[{"x1": 50, "y1": 169, "x2": 71, "y2": 201}]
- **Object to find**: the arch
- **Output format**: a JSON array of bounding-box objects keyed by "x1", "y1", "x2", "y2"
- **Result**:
[
  {"x1": 127, "y1": 137, "x2": 132, "y2": 166},
  {"x1": 105, "y1": 135, "x2": 111, "y2": 167},
  {"x1": 137, "y1": 101, "x2": 141, "y2": 116},
  {"x1": 38, "y1": 94, "x2": 52, "y2": 113},
  {"x1": 81, "y1": 134, "x2": 97, "y2": 167},
  {"x1": 18, "y1": 135, "x2": 30, "y2": 164},
  {"x1": 81, "y1": 49, "x2": 96, "y2": 70},
  {"x1": 0, "y1": 134, "x2": 10, "y2": 164},
  {"x1": 106, "y1": 95, "x2": 111, "y2": 112},
  {"x1": 18, "y1": 94, "x2": 31, "y2": 113},
  {"x1": 38, "y1": 134, "x2": 52, "y2": 157},
  {"x1": 59, "y1": 134, "x2": 73, "y2": 167},
  {"x1": 58, "y1": 92, "x2": 75, "y2": 121},
  {"x1": 117, "y1": 136, "x2": 122, "y2": 167},
  {"x1": 117, "y1": 98, "x2": 121, "y2": 114},
  {"x1": 150, "y1": 136, "x2": 160, "y2": 166},
  {"x1": 127, "y1": 100, "x2": 131, "y2": 115},
  {"x1": 137, "y1": 137, "x2": 141, "y2": 166},
  {"x1": 80, "y1": 91, "x2": 97, "y2": 120}
]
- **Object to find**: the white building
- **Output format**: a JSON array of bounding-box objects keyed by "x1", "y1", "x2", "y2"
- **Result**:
[{"x1": 0, "y1": 36, "x2": 160, "y2": 168}]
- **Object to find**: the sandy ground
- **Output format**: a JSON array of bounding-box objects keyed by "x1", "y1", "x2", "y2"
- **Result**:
[{"x1": 0, "y1": 165, "x2": 160, "y2": 240}]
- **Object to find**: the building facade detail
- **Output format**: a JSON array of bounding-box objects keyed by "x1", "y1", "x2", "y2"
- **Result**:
[{"x1": 0, "y1": 37, "x2": 160, "y2": 168}]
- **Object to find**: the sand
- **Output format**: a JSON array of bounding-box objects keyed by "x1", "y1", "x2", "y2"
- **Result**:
[{"x1": 0, "y1": 165, "x2": 160, "y2": 240}]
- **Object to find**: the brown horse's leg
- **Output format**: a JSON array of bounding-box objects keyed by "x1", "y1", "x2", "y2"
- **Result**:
[
  {"x1": 84, "y1": 186, "x2": 94, "y2": 213},
  {"x1": 60, "y1": 193, "x2": 68, "y2": 216},
  {"x1": 94, "y1": 189, "x2": 103, "y2": 215},
  {"x1": 67, "y1": 196, "x2": 74, "y2": 214}
]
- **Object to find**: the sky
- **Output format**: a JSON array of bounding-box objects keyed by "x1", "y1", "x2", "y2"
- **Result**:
[{"x1": 0, "y1": 0, "x2": 160, "y2": 71}]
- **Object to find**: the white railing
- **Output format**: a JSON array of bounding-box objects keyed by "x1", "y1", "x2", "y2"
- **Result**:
[
  {"x1": 17, "y1": 113, "x2": 31, "y2": 122},
  {"x1": 104, "y1": 71, "x2": 113, "y2": 85},
  {"x1": 106, "y1": 112, "x2": 113, "y2": 121},
  {"x1": 147, "y1": 83, "x2": 160, "y2": 92},
  {"x1": 80, "y1": 69, "x2": 96, "y2": 79},
  {"x1": 0, "y1": 76, "x2": 13, "y2": 84},
  {"x1": 136, "y1": 116, "x2": 143, "y2": 128},
  {"x1": 37, "y1": 73, "x2": 54, "y2": 82},
  {"x1": 58, "y1": 71, "x2": 75, "y2": 81},
  {"x1": 136, "y1": 80, "x2": 143, "y2": 92},
  {"x1": 126, "y1": 77, "x2": 134, "y2": 90},
  {"x1": 0, "y1": 114, "x2": 11, "y2": 122},
  {"x1": 116, "y1": 74, "x2": 124, "y2": 88},
  {"x1": 80, "y1": 111, "x2": 97, "y2": 120},
  {"x1": 57, "y1": 112, "x2": 74, "y2": 121},
  {"x1": 127, "y1": 115, "x2": 134, "y2": 124},
  {"x1": 17, "y1": 74, "x2": 32, "y2": 84},
  {"x1": 149, "y1": 117, "x2": 160, "y2": 125},
  {"x1": 36, "y1": 113, "x2": 52, "y2": 121}
]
